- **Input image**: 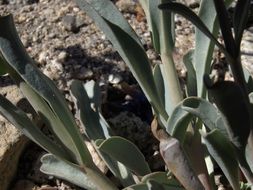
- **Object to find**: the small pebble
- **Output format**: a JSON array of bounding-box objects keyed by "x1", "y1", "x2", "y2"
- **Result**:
[
  {"x1": 62, "y1": 15, "x2": 79, "y2": 33},
  {"x1": 108, "y1": 74, "x2": 123, "y2": 84}
]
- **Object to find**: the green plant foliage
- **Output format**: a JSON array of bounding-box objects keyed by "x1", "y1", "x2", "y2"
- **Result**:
[
  {"x1": 201, "y1": 129, "x2": 240, "y2": 190},
  {"x1": 1, "y1": 0, "x2": 253, "y2": 189},
  {"x1": 96, "y1": 136, "x2": 151, "y2": 176},
  {"x1": 40, "y1": 154, "x2": 98, "y2": 190},
  {"x1": 76, "y1": 0, "x2": 167, "y2": 120}
]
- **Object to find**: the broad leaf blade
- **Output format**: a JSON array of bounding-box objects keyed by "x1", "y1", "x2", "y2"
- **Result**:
[
  {"x1": 201, "y1": 129, "x2": 240, "y2": 190},
  {"x1": 76, "y1": 0, "x2": 167, "y2": 120},
  {"x1": 206, "y1": 80, "x2": 251, "y2": 150},
  {"x1": 181, "y1": 97, "x2": 229, "y2": 137},
  {"x1": 148, "y1": 0, "x2": 175, "y2": 53},
  {"x1": 97, "y1": 136, "x2": 151, "y2": 176},
  {"x1": 142, "y1": 172, "x2": 185, "y2": 190},
  {"x1": 194, "y1": 0, "x2": 219, "y2": 97},
  {"x1": 166, "y1": 103, "x2": 193, "y2": 141},
  {"x1": 70, "y1": 80, "x2": 108, "y2": 140},
  {"x1": 95, "y1": 139, "x2": 135, "y2": 187},
  {"x1": 40, "y1": 154, "x2": 98, "y2": 190}
]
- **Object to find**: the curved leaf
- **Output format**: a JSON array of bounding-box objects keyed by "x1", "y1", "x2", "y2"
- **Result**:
[
  {"x1": 0, "y1": 14, "x2": 92, "y2": 165},
  {"x1": 158, "y1": 2, "x2": 227, "y2": 57},
  {"x1": 40, "y1": 154, "x2": 98, "y2": 190},
  {"x1": 95, "y1": 139, "x2": 135, "y2": 187},
  {"x1": 97, "y1": 136, "x2": 151, "y2": 176},
  {"x1": 183, "y1": 97, "x2": 229, "y2": 135},
  {"x1": 194, "y1": 0, "x2": 219, "y2": 97},
  {"x1": 206, "y1": 80, "x2": 251, "y2": 150},
  {"x1": 70, "y1": 80, "x2": 108, "y2": 140},
  {"x1": 201, "y1": 129, "x2": 240, "y2": 190},
  {"x1": 0, "y1": 94, "x2": 70, "y2": 161},
  {"x1": 142, "y1": 172, "x2": 184, "y2": 190},
  {"x1": 76, "y1": 0, "x2": 167, "y2": 120},
  {"x1": 166, "y1": 103, "x2": 193, "y2": 141}
]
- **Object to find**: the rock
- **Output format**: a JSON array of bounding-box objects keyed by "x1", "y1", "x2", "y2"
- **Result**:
[
  {"x1": 57, "y1": 51, "x2": 67, "y2": 62},
  {"x1": 108, "y1": 73, "x2": 123, "y2": 84},
  {"x1": 38, "y1": 51, "x2": 48, "y2": 65},
  {"x1": 0, "y1": 85, "x2": 30, "y2": 190},
  {"x1": 75, "y1": 67, "x2": 94, "y2": 80},
  {"x1": 61, "y1": 15, "x2": 79, "y2": 33},
  {"x1": 115, "y1": 0, "x2": 137, "y2": 13}
]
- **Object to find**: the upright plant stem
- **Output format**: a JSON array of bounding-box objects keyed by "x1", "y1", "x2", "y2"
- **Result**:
[{"x1": 160, "y1": 9, "x2": 183, "y2": 113}]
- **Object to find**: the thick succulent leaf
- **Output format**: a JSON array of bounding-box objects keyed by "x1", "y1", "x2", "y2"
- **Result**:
[
  {"x1": 183, "y1": 50, "x2": 197, "y2": 97},
  {"x1": 40, "y1": 154, "x2": 98, "y2": 190},
  {"x1": 70, "y1": 80, "x2": 109, "y2": 140},
  {"x1": 139, "y1": 0, "x2": 159, "y2": 53},
  {"x1": 142, "y1": 172, "x2": 184, "y2": 190},
  {"x1": 19, "y1": 82, "x2": 80, "y2": 162},
  {"x1": 166, "y1": 103, "x2": 193, "y2": 141},
  {"x1": 206, "y1": 80, "x2": 251, "y2": 150},
  {"x1": 201, "y1": 129, "x2": 240, "y2": 190},
  {"x1": 97, "y1": 136, "x2": 151, "y2": 176},
  {"x1": 158, "y1": 2, "x2": 227, "y2": 56},
  {"x1": 233, "y1": 0, "x2": 251, "y2": 49},
  {"x1": 0, "y1": 14, "x2": 92, "y2": 165},
  {"x1": 0, "y1": 94, "x2": 70, "y2": 161},
  {"x1": 148, "y1": 0, "x2": 175, "y2": 53},
  {"x1": 76, "y1": 0, "x2": 167, "y2": 120},
  {"x1": 181, "y1": 97, "x2": 229, "y2": 137},
  {"x1": 95, "y1": 139, "x2": 135, "y2": 187},
  {"x1": 194, "y1": 0, "x2": 219, "y2": 97}
]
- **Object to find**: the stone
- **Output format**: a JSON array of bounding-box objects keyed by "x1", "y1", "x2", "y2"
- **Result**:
[
  {"x1": 115, "y1": 0, "x2": 137, "y2": 13},
  {"x1": 61, "y1": 15, "x2": 79, "y2": 33}
]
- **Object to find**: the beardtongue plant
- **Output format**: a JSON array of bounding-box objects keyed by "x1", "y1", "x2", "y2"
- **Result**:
[{"x1": 0, "y1": 0, "x2": 253, "y2": 190}]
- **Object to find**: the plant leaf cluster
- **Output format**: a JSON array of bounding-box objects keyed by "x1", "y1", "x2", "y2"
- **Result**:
[{"x1": 1, "y1": 0, "x2": 253, "y2": 189}]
